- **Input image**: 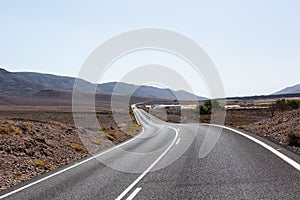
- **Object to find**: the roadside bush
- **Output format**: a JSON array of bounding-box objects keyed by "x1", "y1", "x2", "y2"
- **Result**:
[
  {"x1": 30, "y1": 159, "x2": 52, "y2": 169},
  {"x1": 288, "y1": 132, "x2": 300, "y2": 146},
  {"x1": 274, "y1": 99, "x2": 288, "y2": 111},
  {"x1": 49, "y1": 121, "x2": 65, "y2": 127},
  {"x1": 14, "y1": 128, "x2": 22, "y2": 135},
  {"x1": 104, "y1": 132, "x2": 121, "y2": 142},
  {"x1": 208, "y1": 99, "x2": 225, "y2": 110},
  {"x1": 274, "y1": 99, "x2": 300, "y2": 111},
  {"x1": 199, "y1": 100, "x2": 224, "y2": 115},
  {"x1": 199, "y1": 105, "x2": 212, "y2": 115},
  {"x1": 71, "y1": 144, "x2": 88, "y2": 153},
  {"x1": 21, "y1": 122, "x2": 31, "y2": 132},
  {"x1": 0, "y1": 123, "x2": 11, "y2": 134},
  {"x1": 92, "y1": 139, "x2": 103, "y2": 146},
  {"x1": 0, "y1": 121, "x2": 22, "y2": 135},
  {"x1": 287, "y1": 100, "x2": 300, "y2": 110}
]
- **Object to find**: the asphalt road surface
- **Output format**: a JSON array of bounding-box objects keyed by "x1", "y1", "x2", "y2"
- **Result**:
[{"x1": 1, "y1": 107, "x2": 300, "y2": 199}]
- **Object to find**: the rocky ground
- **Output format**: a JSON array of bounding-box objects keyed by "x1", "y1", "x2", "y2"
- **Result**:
[
  {"x1": 242, "y1": 109, "x2": 300, "y2": 154},
  {"x1": 1, "y1": 105, "x2": 299, "y2": 192},
  {"x1": 0, "y1": 117, "x2": 141, "y2": 191},
  {"x1": 150, "y1": 106, "x2": 300, "y2": 155}
]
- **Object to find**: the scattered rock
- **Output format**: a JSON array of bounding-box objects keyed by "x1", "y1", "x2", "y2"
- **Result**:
[{"x1": 244, "y1": 109, "x2": 300, "y2": 154}]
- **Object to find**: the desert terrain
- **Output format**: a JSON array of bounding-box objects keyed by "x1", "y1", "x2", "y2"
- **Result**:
[
  {"x1": 145, "y1": 97, "x2": 300, "y2": 155},
  {"x1": 1, "y1": 95, "x2": 300, "y2": 191},
  {"x1": 0, "y1": 100, "x2": 143, "y2": 191},
  {"x1": 1, "y1": 68, "x2": 300, "y2": 192}
]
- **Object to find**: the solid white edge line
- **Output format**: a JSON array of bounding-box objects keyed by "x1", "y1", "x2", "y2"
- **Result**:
[
  {"x1": 115, "y1": 126, "x2": 178, "y2": 200},
  {"x1": 210, "y1": 124, "x2": 300, "y2": 171},
  {"x1": 0, "y1": 127, "x2": 145, "y2": 200},
  {"x1": 175, "y1": 138, "x2": 181, "y2": 145},
  {"x1": 126, "y1": 188, "x2": 142, "y2": 200}
]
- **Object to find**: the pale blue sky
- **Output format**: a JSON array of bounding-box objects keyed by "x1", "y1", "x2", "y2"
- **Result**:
[{"x1": 0, "y1": 0, "x2": 299, "y2": 97}]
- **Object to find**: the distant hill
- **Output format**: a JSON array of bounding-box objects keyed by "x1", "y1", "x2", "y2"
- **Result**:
[
  {"x1": 99, "y1": 82, "x2": 205, "y2": 101},
  {"x1": 0, "y1": 68, "x2": 45, "y2": 96},
  {"x1": 273, "y1": 84, "x2": 300, "y2": 95},
  {"x1": 0, "y1": 68, "x2": 206, "y2": 101}
]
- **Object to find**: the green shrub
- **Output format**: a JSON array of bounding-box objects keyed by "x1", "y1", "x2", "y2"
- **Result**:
[
  {"x1": 274, "y1": 99, "x2": 287, "y2": 111},
  {"x1": 274, "y1": 99, "x2": 300, "y2": 111},
  {"x1": 199, "y1": 105, "x2": 212, "y2": 115},
  {"x1": 287, "y1": 100, "x2": 300, "y2": 110},
  {"x1": 199, "y1": 99, "x2": 224, "y2": 115}
]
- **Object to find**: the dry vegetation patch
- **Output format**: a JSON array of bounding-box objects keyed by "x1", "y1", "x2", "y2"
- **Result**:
[
  {"x1": 146, "y1": 99, "x2": 300, "y2": 155},
  {"x1": 0, "y1": 107, "x2": 142, "y2": 191},
  {"x1": 0, "y1": 119, "x2": 90, "y2": 191},
  {"x1": 243, "y1": 109, "x2": 300, "y2": 146}
]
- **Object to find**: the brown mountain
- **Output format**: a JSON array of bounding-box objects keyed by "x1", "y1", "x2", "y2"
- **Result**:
[{"x1": 0, "y1": 68, "x2": 206, "y2": 101}]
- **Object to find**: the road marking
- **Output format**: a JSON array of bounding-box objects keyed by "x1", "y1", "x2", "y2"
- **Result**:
[
  {"x1": 0, "y1": 127, "x2": 145, "y2": 200},
  {"x1": 211, "y1": 124, "x2": 300, "y2": 171},
  {"x1": 126, "y1": 188, "x2": 142, "y2": 200},
  {"x1": 133, "y1": 112, "x2": 141, "y2": 125},
  {"x1": 115, "y1": 126, "x2": 178, "y2": 200},
  {"x1": 175, "y1": 138, "x2": 181, "y2": 145},
  {"x1": 133, "y1": 107, "x2": 142, "y2": 125}
]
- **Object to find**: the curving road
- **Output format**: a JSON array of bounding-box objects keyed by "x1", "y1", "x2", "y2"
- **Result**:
[{"x1": 1, "y1": 107, "x2": 300, "y2": 199}]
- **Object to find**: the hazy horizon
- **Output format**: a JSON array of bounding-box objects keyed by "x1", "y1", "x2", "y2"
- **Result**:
[{"x1": 0, "y1": 66, "x2": 298, "y2": 98}]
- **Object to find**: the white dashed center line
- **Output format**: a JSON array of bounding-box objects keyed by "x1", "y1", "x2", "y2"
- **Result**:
[{"x1": 126, "y1": 188, "x2": 142, "y2": 200}]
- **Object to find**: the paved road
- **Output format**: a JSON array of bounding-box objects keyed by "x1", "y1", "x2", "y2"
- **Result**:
[{"x1": 1, "y1": 107, "x2": 300, "y2": 199}]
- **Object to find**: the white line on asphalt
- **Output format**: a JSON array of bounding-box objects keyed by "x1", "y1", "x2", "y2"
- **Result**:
[
  {"x1": 115, "y1": 126, "x2": 178, "y2": 200},
  {"x1": 175, "y1": 138, "x2": 181, "y2": 145},
  {"x1": 211, "y1": 124, "x2": 300, "y2": 171},
  {"x1": 0, "y1": 127, "x2": 145, "y2": 200},
  {"x1": 133, "y1": 108, "x2": 141, "y2": 125},
  {"x1": 126, "y1": 188, "x2": 142, "y2": 200}
]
